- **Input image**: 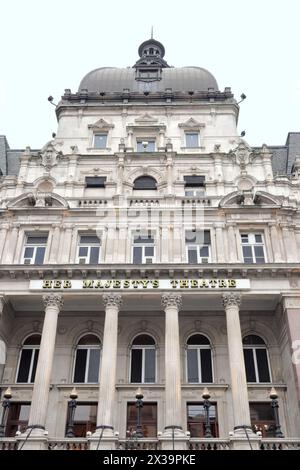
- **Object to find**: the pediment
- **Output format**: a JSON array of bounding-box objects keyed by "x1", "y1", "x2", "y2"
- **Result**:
[
  {"x1": 88, "y1": 119, "x2": 114, "y2": 130},
  {"x1": 134, "y1": 113, "x2": 158, "y2": 124},
  {"x1": 178, "y1": 118, "x2": 205, "y2": 129}
]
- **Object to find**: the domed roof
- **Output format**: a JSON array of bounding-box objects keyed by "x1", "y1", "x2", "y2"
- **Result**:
[
  {"x1": 78, "y1": 38, "x2": 218, "y2": 94},
  {"x1": 79, "y1": 66, "x2": 219, "y2": 93}
]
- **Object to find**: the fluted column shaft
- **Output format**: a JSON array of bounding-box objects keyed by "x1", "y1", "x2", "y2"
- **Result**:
[
  {"x1": 162, "y1": 293, "x2": 183, "y2": 434},
  {"x1": 48, "y1": 225, "x2": 61, "y2": 263},
  {"x1": 222, "y1": 293, "x2": 251, "y2": 433},
  {"x1": 96, "y1": 294, "x2": 122, "y2": 435},
  {"x1": 28, "y1": 294, "x2": 63, "y2": 432}
]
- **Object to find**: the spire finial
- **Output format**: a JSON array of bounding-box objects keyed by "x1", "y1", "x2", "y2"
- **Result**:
[{"x1": 151, "y1": 26, "x2": 153, "y2": 39}]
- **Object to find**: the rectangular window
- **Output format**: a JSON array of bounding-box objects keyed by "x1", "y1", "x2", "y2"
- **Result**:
[
  {"x1": 73, "y1": 348, "x2": 100, "y2": 383},
  {"x1": 243, "y1": 349, "x2": 256, "y2": 382},
  {"x1": 187, "y1": 349, "x2": 199, "y2": 383},
  {"x1": 249, "y1": 403, "x2": 276, "y2": 438},
  {"x1": 130, "y1": 349, "x2": 143, "y2": 383},
  {"x1": 85, "y1": 176, "x2": 106, "y2": 188},
  {"x1": 6, "y1": 403, "x2": 30, "y2": 437},
  {"x1": 94, "y1": 134, "x2": 107, "y2": 149},
  {"x1": 241, "y1": 233, "x2": 266, "y2": 263},
  {"x1": 136, "y1": 140, "x2": 156, "y2": 152},
  {"x1": 23, "y1": 235, "x2": 48, "y2": 265},
  {"x1": 187, "y1": 403, "x2": 218, "y2": 438},
  {"x1": 71, "y1": 403, "x2": 97, "y2": 437},
  {"x1": 127, "y1": 403, "x2": 157, "y2": 438},
  {"x1": 184, "y1": 175, "x2": 205, "y2": 197},
  {"x1": 77, "y1": 235, "x2": 101, "y2": 264},
  {"x1": 132, "y1": 234, "x2": 155, "y2": 264},
  {"x1": 16, "y1": 348, "x2": 39, "y2": 383},
  {"x1": 186, "y1": 230, "x2": 211, "y2": 263},
  {"x1": 185, "y1": 133, "x2": 199, "y2": 148}
]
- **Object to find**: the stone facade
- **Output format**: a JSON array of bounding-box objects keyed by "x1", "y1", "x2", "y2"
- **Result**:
[{"x1": 0, "y1": 38, "x2": 300, "y2": 451}]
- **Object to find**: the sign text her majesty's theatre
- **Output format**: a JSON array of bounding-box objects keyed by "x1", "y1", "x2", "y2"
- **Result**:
[{"x1": 30, "y1": 279, "x2": 250, "y2": 290}]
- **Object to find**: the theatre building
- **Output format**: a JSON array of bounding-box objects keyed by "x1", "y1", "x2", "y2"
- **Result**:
[{"x1": 1, "y1": 38, "x2": 300, "y2": 450}]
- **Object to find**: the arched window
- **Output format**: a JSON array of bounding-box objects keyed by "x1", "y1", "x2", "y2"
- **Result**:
[
  {"x1": 186, "y1": 334, "x2": 213, "y2": 383},
  {"x1": 73, "y1": 335, "x2": 101, "y2": 383},
  {"x1": 243, "y1": 335, "x2": 271, "y2": 383},
  {"x1": 133, "y1": 176, "x2": 157, "y2": 190},
  {"x1": 16, "y1": 335, "x2": 41, "y2": 383},
  {"x1": 130, "y1": 334, "x2": 156, "y2": 383}
]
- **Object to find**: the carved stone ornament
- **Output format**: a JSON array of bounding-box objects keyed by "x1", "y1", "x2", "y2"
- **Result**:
[
  {"x1": 43, "y1": 294, "x2": 64, "y2": 310},
  {"x1": 229, "y1": 142, "x2": 253, "y2": 170},
  {"x1": 222, "y1": 292, "x2": 241, "y2": 309},
  {"x1": 39, "y1": 142, "x2": 64, "y2": 171},
  {"x1": 102, "y1": 293, "x2": 123, "y2": 309},
  {"x1": 161, "y1": 293, "x2": 182, "y2": 310}
]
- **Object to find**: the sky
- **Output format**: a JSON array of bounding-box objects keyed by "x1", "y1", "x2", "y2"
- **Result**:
[{"x1": 0, "y1": 0, "x2": 299, "y2": 149}]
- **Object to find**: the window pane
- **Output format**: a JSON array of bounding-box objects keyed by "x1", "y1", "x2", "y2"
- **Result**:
[
  {"x1": 256, "y1": 349, "x2": 271, "y2": 382},
  {"x1": 186, "y1": 133, "x2": 199, "y2": 148},
  {"x1": 243, "y1": 349, "x2": 256, "y2": 382},
  {"x1": 85, "y1": 176, "x2": 106, "y2": 187},
  {"x1": 144, "y1": 349, "x2": 155, "y2": 383},
  {"x1": 80, "y1": 236, "x2": 100, "y2": 244},
  {"x1": 250, "y1": 403, "x2": 276, "y2": 438},
  {"x1": 94, "y1": 134, "x2": 107, "y2": 149},
  {"x1": 187, "y1": 403, "x2": 218, "y2": 438},
  {"x1": 35, "y1": 247, "x2": 45, "y2": 265},
  {"x1": 187, "y1": 349, "x2": 199, "y2": 382},
  {"x1": 17, "y1": 349, "x2": 32, "y2": 382},
  {"x1": 74, "y1": 349, "x2": 87, "y2": 382},
  {"x1": 133, "y1": 246, "x2": 142, "y2": 264},
  {"x1": 73, "y1": 404, "x2": 97, "y2": 437},
  {"x1": 132, "y1": 335, "x2": 155, "y2": 345},
  {"x1": 79, "y1": 246, "x2": 88, "y2": 257},
  {"x1": 127, "y1": 403, "x2": 157, "y2": 437},
  {"x1": 27, "y1": 236, "x2": 47, "y2": 244},
  {"x1": 254, "y1": 245, "x2": 265, "y2": 262},
  {"x1": 24, "y1": 247, "x2": 34, "y2": 258},
  {"x1": 199, "y1": 246, "x2": 209, "y2": 257},
  {"x1": 134, "y1": 176, "x2": 157, "y2": 189},
  {"x1": 188, "y1": 248, "x2": 198, "y2": 264},
  {"x1": 200, "y1": 349, "x2": 213, "y2": 383},
  {"x1": 187, "y1": 335, "x2": 210, "y2": 345},
  {"x1": 87, "y1": 349, "x2": 100, "y2": 383},
  {"x1": 6, "y1": 403, "x2": 30, "y2": 437},
  {"x1": 144, "y1": 246, "x2": 154, "y2": 256},
  {"x1": 131, "y1": 349, "x2": 143, "y2": 382},
  {"x1": 30, "y1": 349, "x2": 39, "y2": 383},
  {"x1": 255, "y1": 234, "x2": 262, "y2": 243},
  {"x1": 89, "y1": 246, "x2": 100, "y2": 264}
]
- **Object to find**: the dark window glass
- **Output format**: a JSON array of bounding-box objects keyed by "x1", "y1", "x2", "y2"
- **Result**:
[
  {"x1": 24, "y1": 247, "x2": 34, "y2": 258},
  {"x1": 133, "y1": 246, "x2": 142, "y2": 264},
  {"x1": 127, "y1": 403, "x2": 157, "y2": 437},
  {"x1": 145, "y1": 246, "x2": 154, "y2": 256},
  {"x1": 134, "y1": 235, "x2": 154, "y2": 243},
  {"x1": 85, "y1": 176, "x2": 106, "y2": 187},
  {"x1": 136, "y1": 141, "x2": 155, "y2": 152},
  {"x1": 133, "y1": 176, "x2": 157, "y2": 190},
  {"x1": 242, "y1": 245, "x2": 253, "y2": 263},
  {"x1": 243, "y1": 349, "x2": 256, "y2": 382},
  {"x1": 79, "y1": 246, "x2": 88, "y2": 257},
  {"x1": 90, "y1": 246, "x2": 100, "y2": 264},
  {"x1": 199, "y1": 246, "x2": 209, "y2": 257},
  {"x1": 250, "y1": 403, "x2": 276, "y2": 437},
  {"x1": 80, "y1": 236, "x2": 101, "y2": 244},
  {"x1": 78, "y1": 335, "x2": 100, "y2": 345},
  {"x1": 200, "y1": 349, "x2": 213, "y2": 383},
  {"x1": 187, "y1": 403, "x2": 218, "y2": 438},
  {"x1": 254, "y1": 245, "x2": 265, "y2": 263},
  {"x1": 187, "y1": 335, "x2": 210, "y2": 346},
  {"x1": 87, "y1": 349, "x2": 100, "y2": 383},
  {"x1": 30, "y1": 349, "x2": 39, "y2": 382},
  {"x1": 131, "y1": 349, "x2": 143, "y2": 382},
  {"x1": 188, "y1": 247, "x2": 198, "y2": 264},
  {"x1": 187, "y1": 349, "x2": 198, "y2": 382},
  {"x1": 24, "y1": 335, "x2": 41, "y2": 346},
  {"x1": 6, "y1": 403, "x2": 30, "y2": 437},
  {"x1": 243, "y1": 335, "x2": 265, "y2": 345},
  {"x1": 184, "y1": 175, "x2": 205, "y2": 187},
  {"x1": 72, "y1": 403, "x2": 97, "y2": 437},
  {"x1": 185, "y1": 133, "x2": 199, "y2": 148},
  {"x1": 186, "y1": 231, "x2": 210, "y2": 245},
  {"x1": 94, "y1": 134, "x2": 107, "y2": 149},
  {"x1": 35, "y1": 246, "x2": 45, "y2": 265},
  {"x1": 27, "y1": 236, "x2": 48, "y2": 244},
  {"x1": 144, "y1": 349, "x2": 155, "y2": 383},
  {"x1": 256, "y1": 349, "x2": 271, "y2": 382},
  {"x1": 132, "y1": 335, "x2": 155, "y2": 346},
  {"x1": 74, "y1": 349, "x2": 87, "y2": 383},
  {"x1": 17, "y1": 349, "x2": 32, "y2": 383}
]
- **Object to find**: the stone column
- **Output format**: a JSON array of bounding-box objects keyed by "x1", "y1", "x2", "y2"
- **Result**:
[
  {"x1": 48, "y1": 225, "x2": 61, "y2": 263},
  {"x1": 2, "y1": 224, "x2": 19, "y2": 264},
  {"x1": 161, "y1": 293, "x2": 184, "y2": 436},
  {"x1": 227, "y1": 223, "x2": 238, "y2": 263},
  {"x1": 95, "y1": 293, "x2": 122, "y2": 437},
  {"x1": 27, "y1": 294, "x2": 63, "y2": 435},
  {"x1": 222, "y1": 293, "x2": 252, "y2": 436},
  {"x1": 215, "y1": 223, "x2": 225, "y2": 263},
  {"x1": 0, "y1": 224, "x2": 9, "y2": 262},
  {"x1": 161, "y1": 226, "x2": 169, "y2": 263},
  {"x1": 269, "y1": 223, "x2": 283, "y2": 262},
  {"x1": 60, "y1": 225, "x2": 74, "y2": 263}
]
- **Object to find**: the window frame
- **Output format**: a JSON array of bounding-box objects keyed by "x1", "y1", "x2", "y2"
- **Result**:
[
  {"x1": 185, "y1": 132, "x2": 200, "y2": 148},
  {"x1": 130, "y1": 343, "x2": 156, "y2": 384},
  {"x1": 132, "y1": 234, "x2": 155, "y2": 264},
  {"x1": 136, "y1": 139, "x2": 156, "y2": 153},
  {"x1": 241, "y1": 233, "x2": 266, "y2": 264},
  {"x1": 185, "y1": 230, "x2": 211, "y2": 264},
  {"x1": 16, "y1": 336, "x2": 41, "y2": 384},
  {"x1": 22, "y1": 234, "x2": 48, "y2": 265},
  {"x1": 93, "y1": 133, "x2": 108, "y2": 149},
  {"x1": 187, "y1": 402, "x2": 219, "y2": 438},
  {"x1": 70, "y1": 402, "x2": 98, "y2": 437},
  {"x1": 186, "y1": 335, "x2": 214, "y2": 384},
  {"x1": 73, "y1": 336, "x2": 101, "y2": 384},
  {"x1": 243, "y1": 341, "x2": 272, "y2": 383},
  {"x1": 76, "y1": 234, "x2": 101, "y2": 265}
]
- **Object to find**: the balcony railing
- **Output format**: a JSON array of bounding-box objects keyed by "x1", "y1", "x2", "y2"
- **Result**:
[
  {"x1": 188, "y1": 439, "x2": 230, "y2": 450},
  {"x1": 116, "y1": 439, "x2": 161, "y2": 450},
  {"x1": 0, "y1": 438, "x2": 19, "y2": 450},
  {"x1": 260, "y1": 439, "x2": 300, "y2": 450},
  {"x1": 48, "y1": 438, "x2": 90, "y2": 450}
]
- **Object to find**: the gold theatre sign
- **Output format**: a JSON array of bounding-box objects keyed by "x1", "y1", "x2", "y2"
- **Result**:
[{"x1": 29, "y1": 279, "x2": 250, "y2": 290}]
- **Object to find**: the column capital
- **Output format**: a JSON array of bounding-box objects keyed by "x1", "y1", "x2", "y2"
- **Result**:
[
  {"x1": 222, "y1": 292, "x2": 241, "y2": 309},
  {"x1": 161, "y1": 293, "x2": 182, "y2": 311},
  {"x1": 102, "y1": 293, "x2": 123, "y2": 309},
  {"x1": 43, "y1": 294, "x2": 64, "y2": 310}
]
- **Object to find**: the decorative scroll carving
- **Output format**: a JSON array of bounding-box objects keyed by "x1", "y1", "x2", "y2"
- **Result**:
[
  {"x1": 102, "y1": 293, "x2": 123, "y2": 309},
  {"x1": 161, "y1": 293, "x2": 182, "y2": 310},
  {"x1": 43, "y1": 294, "x2": 64, "y2": 310},
  {"x1": 222, "y1": 292, "x2": 241, "y2": 309}
]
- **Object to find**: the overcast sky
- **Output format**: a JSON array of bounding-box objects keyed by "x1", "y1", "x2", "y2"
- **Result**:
[{"x1": 0, "y1": 0, "x2": 299, "y2": 149}]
